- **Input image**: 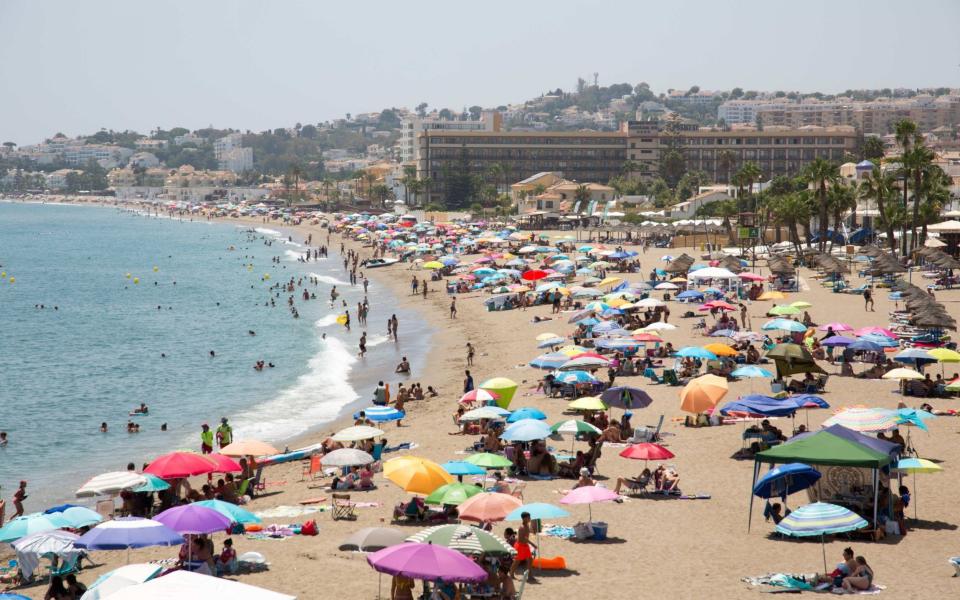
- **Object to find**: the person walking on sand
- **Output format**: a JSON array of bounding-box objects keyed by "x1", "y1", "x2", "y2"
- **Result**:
[
  {"x1": 450, "y1": 297, "x2": 457, "y2": 319},
  {"x1": 411, "y1": 276, "x2": 419, "y2": 295},
  {"x1": 464, "y1": 370, "x2": 474, "y2": 393},
  {"x1": 391, "y1": 314, "x2": 399, "y2": 342},
  {"x1": 509, "y1": 512, "x2": 538, "y2": 583},
  {"x1": 12, "y1": 480, "x2": 27, "y2": 519},
  {"x1": 422, "y1": 279, "x2": 428, "y2": 299},
  {"x1": 358, "y1": 332, "x2": 367, "y2": 357},
  {"x1": 466, "y1": 342, "x2": 475, "y2": 366},
  {"x1": 217, "y1": 418, "x2": 233, "y2": 449},
  {"x1": 864, "y1": 287, "x2": 875, "y2": 312},
  {"x1": 387, "y1": 317, "x2": 393, "y2": 339},
  {"x1": 200, "y1": 424, "x2": 214, "y2": 455}
]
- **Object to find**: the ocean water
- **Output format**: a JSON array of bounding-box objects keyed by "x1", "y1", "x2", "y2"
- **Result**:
[{"x1": 0, "y1": 202, "x2": 431, "y2": 507}]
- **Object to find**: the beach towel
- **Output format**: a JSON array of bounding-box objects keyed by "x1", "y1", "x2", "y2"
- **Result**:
[
  {"x1": 542, "y1": 525, "x2": 576, "y2": 539},
  {"x1": 384, "y1": 442, "x2": 418, "y2": 453},
  {"x1": 255, "y1": 505, "x2": 322, "y2": 519}
]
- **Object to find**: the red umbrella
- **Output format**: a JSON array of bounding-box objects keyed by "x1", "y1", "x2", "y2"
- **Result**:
[
  {"x1": 521, "y1": 270, "x2": 548, "y2": 281},
  {"x1": 207, "y1": 454, "x2": 243, "y2": 473},
  {"x1": 631, "y1": 333, "x2": 663, "y2": 343},
  {"x1": 459, "y1": 389, "x2": 501, "y2": 405},
  {"x1": 619, "y1": 443, "x2": 675, "y2": 461},
  {"x1": 145, "y1": 452, "x2": 217, "y2": 479},
  {"x1": 569, "y1": 352, "x2": 607, "y2": 361},
  {"x1": 708, "y1": 300, "x2": 737, "y2": 311}
]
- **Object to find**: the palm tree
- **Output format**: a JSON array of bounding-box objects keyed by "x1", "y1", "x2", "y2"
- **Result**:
[
  {"x1": 487, "y1": 163, "x2": 505, "y2": 195},
  {"x1": 717, "y1": 150, "x2": 737, "y2": 185},
  {"x1": 826, "y1": 183, "x2": 856, "y2": 251},
  {"x1": 892, "y1": 119, "x2": 920, "y2": 252},
  {"x1": 714, "y1": 199, "x2": 738, "y2": 245},
  {"x1": 621, "y1": 160, "x2": 640, "y2": 179},
  {"x1": 737, "y1": 161, "x2": 763, "y2": 209},
  {"x1": 769, "y1": 192, "x2": 813, "y2": 255},
  {"x1": 803, "y1": 158, "x2": 839, "y2": 250},
  {"x1": 904, "y1": 144, "x2": 935, "y2": 251},
  {"x1": 859, "y1": 167, "x2": 897, "y2": 252},
  {"x1": 918, "y1": 166, "x2": 951, "y2": 246}
]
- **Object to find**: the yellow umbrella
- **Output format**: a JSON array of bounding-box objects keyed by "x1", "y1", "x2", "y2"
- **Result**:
[
  {"x1": 218, "y1": 440, "x2": 279, "y2": 457},
  {"x1": 536, "y1": 332, "x2": 561, "y2": 342},
  {"x1": 383, "y1": 456, "x2": 454, "y2": 495},
  {"x1": 679, "y1": 374, "x2": 728, "y2": 414},
  {"x1": 758, "y1": 291, "x2": 786, "y2": 300},
  {"x1": 893, "y1": 458, "x2": 942, "y2": 520},
  {"x1": 670, "y1": 277, "x2": 687, "y2": 283},
  {"x1": 479, "y1": 377, "x2": 519, "y2": 409},
  {"x1": 882, "y1": 368, "x2": 925, "y2": 380},
  {"x1": 556, "y1": 345, "x2": 588, "y2": 357},
  {"x1": 703, "y1": 343, "x2": 738, "y2": 357},
  {"x1": 422, "y1": 261, "x2": 444, "y2": 270},
  {"x1": 568, "y1": 396, "x2": 608, "y2": 411},
  {"x1": 606, "y1": 298, "x2": 631, "y2": 308},
  {"x1": 927, "y1": 348, "x2": 960, "y2": 362},
  {"x1": 790, "y1": 300, "x2": 813, "y2": 309},
  {"x1": 597, "y1": 276, "x2": 623, "y2": 290}
]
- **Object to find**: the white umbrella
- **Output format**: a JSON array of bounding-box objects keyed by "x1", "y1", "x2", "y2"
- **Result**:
[
  {"x1": 12, "y1": 530, "x2": 79, "y2": 555},
  {"x1": 76, "y1": 471, "x2": 148, "y2": 497},
  {"x1": 81, "y1": 563, "x2": 163, "y2": 600},
  {"x1": 332, "y1": 425, "x2": 385, "y2": 442},
  {"x1": 653, "y1": 282, "x2": 678, "y2": 290},
  {"x1": 640, "y1": 322, "x2": 677, "y2": 331},
  {"x1": 461, "y1": 407, "x2": 509, "y2": 422},
  {"x1": 107, "y1": 569, "x2": 295, "y2": 599},
  {"x1": 321, "y1": 448, "x2": 374, "y2": 467},
  {"x1": 634, "y1": 297, "x2": 665, "y2": 308}
]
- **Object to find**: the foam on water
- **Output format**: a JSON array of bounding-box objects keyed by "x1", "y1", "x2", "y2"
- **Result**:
[
  {"x1": 309, "y1": 272, "x2": 349, "y2": 286},
  {"x1": 284, "y1": 249, "x2": 305, "y2": 261},
  {"x1": 254, "y1": 227, "x2": 283, "y2": 237},
  {"x1": 230, "y1": 336, "x2": 360, "y2": 441},
  {"x1": 315, "y1": 314, "x2": 339, "y2": 328},
  {"x1": 367, "y1": 334, "x2": 390, "y2": 347}
]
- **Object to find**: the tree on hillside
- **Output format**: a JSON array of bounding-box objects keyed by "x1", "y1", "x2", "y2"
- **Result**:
[{"x1": 416, "y1": 103, "x2": 428, "y2": 117}]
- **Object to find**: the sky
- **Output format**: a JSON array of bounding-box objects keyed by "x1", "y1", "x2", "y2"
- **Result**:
[{"x1": 1, "y1": 0, "x2": 958, "y2": 145}]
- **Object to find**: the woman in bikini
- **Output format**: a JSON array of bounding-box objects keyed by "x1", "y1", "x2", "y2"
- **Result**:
[{"x1": 841, "y1": 556, "x2": 874, "y2": 592}]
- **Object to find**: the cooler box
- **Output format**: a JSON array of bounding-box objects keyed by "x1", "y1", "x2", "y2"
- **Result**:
[{"x1": 591, "y1": 522, "x2": 608, "y2": 541}]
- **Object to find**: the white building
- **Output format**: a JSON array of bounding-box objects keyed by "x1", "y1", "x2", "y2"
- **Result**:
[
  {"x1": 214, "y1": 134, "x2": 253, "y2": 172},
  {"x1": 129, "y1": 152, "x2": 161, "y2": 169},
  {"x1": 174, "y1": 133, "x2": 205, "y2": 146},
  {"x1": 397, "y1": 111, "x2": 500, "y2": 163},
  {"x1": 45, "y1": 169, "x2": 83, "y2": 190}
]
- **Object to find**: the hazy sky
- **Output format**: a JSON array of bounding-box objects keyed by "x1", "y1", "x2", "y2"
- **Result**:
[{"x1": 2, "y1": 0, "x2": 958, "y2": 145}]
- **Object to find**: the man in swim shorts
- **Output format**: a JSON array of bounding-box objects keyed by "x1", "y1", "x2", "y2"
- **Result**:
[{"x1": 509, "y1": 511, "x2": 538, "y2": 583}]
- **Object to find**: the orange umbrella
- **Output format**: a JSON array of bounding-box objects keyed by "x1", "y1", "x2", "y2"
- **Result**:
[
  {"x1": 457, "y1": 492, "x2": 522, "y2": 523},
  {"x1": 703, "y1": 343, "x2": 738, "y2": 357},
  {"x1": 679, "y1": 374, "x2": 728, "y2": 414},
  {"x1": 219, "y1": 440, "x2": 279, "y2": 457}
]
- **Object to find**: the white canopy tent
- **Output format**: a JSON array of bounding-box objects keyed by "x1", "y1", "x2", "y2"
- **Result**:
[{"x1": 107, "y1": 570, "x2": 295, "y2": 600}]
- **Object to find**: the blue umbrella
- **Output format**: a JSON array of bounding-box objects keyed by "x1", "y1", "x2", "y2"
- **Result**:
[
  {"x1": 553, "y1": 370, "x2": 598, "y2": 384},
  {"x1": 895, "y1": 408, "x2": 934, "y2": 431},
  {"x1": 0, "y1": 512, "x2": 71, "y2": 543},
  {"x1": 591, "y1": 321, "x2": 622, "y2": 334},
  {"x1": 195, "y1": 499, "x2": 261, "y2": 524},
  {"x1": 595, "y1": 338, "x2": 642, "y2": 351},
  {"x1": 57, "y1": 506, "x2": 104, "y2": 529},
  {"x1": 674, "y1": 347, "x2": 717, "y2": 360},
  {"x1": 820, "y1": 335, "x2": 852, "y2": 347},
  {"x1": 501, "y1": 419, "x2": 552, "y2": 442},
  {"x1": 859, "y1": 333, "x2": 898, "y2": 347},
  {"x1": 441, "y1": 461, "x2": 486, "y2": 477},
  {"x1": 537, "y1": 337, "x2": 566, "y2": 349},
  {"x1": 719, "y1": 396, "x2": 801, "y2": 418},
  {"x1": 505, "y1": 503, "x2": 570, "y2": 521},
  {"x1": 774, "y1": 502, "x2": 868, "y2": 572},
  {"x1": 74, "y1": 517, "x2": 183, "y2": 550},
  {"x1": 354, "y1": 406, "x2": 405, "y2": 422},
  {"x1": 677, "y1": 290, "x2": 704, "y2": 300},
  {"x1": 133, "y1": 474, "x2": 171, "y2": 493},
  {"x1": 529, "y1": 353, "x2": 568, "y2": 370},
  {"x1": 893, "y1": 348, "x2": 935, "y2": 364},
  {"x1": 731, "y1": 366, "x2": 774, "y2": 379},
  {"x1": 507, "y1": 408, "x2": 547, "y2": 423},
  {"x1": 753, "y1": 463, "x2": 821, "y2": 499},
  {"x1": 848, "y1": 339, "x2": 882, "y2": 352},
  {"x1": 440, "y1": 257, "x2": 459, "y2": 266},
  {"x1": 762, "y1": 319, "x2": 808, "y2": 333},
  {"x1": 44, "y1": 504, "x2": 80, "y2": 514}
]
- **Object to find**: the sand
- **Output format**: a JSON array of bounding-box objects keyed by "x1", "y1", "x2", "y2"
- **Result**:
[{"x1": 7, "y1": 206, "x2": 960, "y2": 599}]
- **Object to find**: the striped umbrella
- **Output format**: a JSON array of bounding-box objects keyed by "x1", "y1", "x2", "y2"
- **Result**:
[
  {"x1": 406, "y1": 524, "x2": 515, "y2": 556},
  {"x1": 822, "y1": 408, "x2": 899, "y2": 432},
  {"x1": 76, "y1": 471, "x2": 148, "y2": 497},
  {"x1": 775, "y1": 502, "x2": 867, "y2": 572},
  {"x1": 354, "y1": 406, "x2": 405, "y2": 422},
  {"x1": 550, "y1": 420, "x2": 602, "y2": 436},
  {"x1": 894, "y1": 457, "x2": 943, "y2": 520}
]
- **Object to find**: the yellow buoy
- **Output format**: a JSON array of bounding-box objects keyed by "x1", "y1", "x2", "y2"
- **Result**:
[
  {"x1": 125, "y1": 273, "x2": 131, "y2": 278},
  {"x1": 247, "y1": 265, "x2": 253, "y2": 271},
  {"x1": 336, "y1": 314, "x2": 348, "y2": 325},
  {"x1": 8, "y1": 277, "x2": 14, "y2": 284},
  {"x1": 264, "y1": 274, "x2": 270, "y2": 280},
  {"x1": 133, "y1": 277, "x2": 139, "y2": 284},
  {"x1": 1, "y1": 272, "x2": 5, "y2": 278},
  {"x1": 153, "y1": 266, "x2": 159, "y2": 272}
]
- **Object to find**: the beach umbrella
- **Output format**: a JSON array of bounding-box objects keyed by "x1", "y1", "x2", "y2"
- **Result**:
[
  {"x1": 893, "y1": 458, "x2": 942, "y2": 520},
  {"x1": 822, "y1": 408, "x2": 899, "y2": 432},
  {"x1": 882, "y1": 368, "x2": 924, "y2": 380},
  {"x1": 554, "y1": 370, "x2": 599, "y2": 385},
  {"x1": 521, "y1": 269, "x2": 548, "y2": 281},
  {"x1": 76, "y1": 471, "x2": 148, "y2": 497},
  {"x1": 11, "y1": 530, "x2": 79, "y2": 558},
  {"x1": 144, "y1": 452, "x2": 217, "y2": 479},
  {"x1": 768, "y1": 305, "x2": 801, "y2": 316},
  {"x1": 775, "y1": 503, "x2": 867, "y2": 573},
  {"x1": 752, "y1": 463, "x2": 821, "y2": 500},
  {"x1": 619, "y1": 443, "x2": 675, "y2": 468},
  {"x1": 422, "y1": 261, "x2": 444, "y2": 269},
  {"x1": 529, "y1": 352, "x2": 569, "y2": 370},
  {"x1": 818, "y1": 322, "x2": 853, "y2": 332},
  {"x1": 463, "y1": 453, "x2": 513, "y2": 469},
  {"x1": 332, "y1": 425, "x2": 385, "y2": 442},
  {"x1": 536, "y1": 337, "x2": 566, "y2": 349},
  {"x1": 895, "y1": 408, "x2": 934, "y2": 431},
  {"x1": 501, "y1": 418, "x2": 553, "y2": 441},
  {"x1": 441, "y1": 461, "x2": 487, "y2": 479},
  {"x1": 654, "y1": 282, "x2": 678, "y2": 290},
  {"x1": 790, "y1": 301, "x2": 813, "y2": 309},
  {"x1": 367, "y1": 543, "x2": 487, "y2": 583},
  {"x1": 154, "y1": 504, "x2": 232, "y2": 535},
  {"x1": 206, "y1": 453, "x2": 243, "y2": 473},
  {"x1": 0, "y1": 595, "x2": 30, "y2": 600},
  {"x1": 679, "y1": 374, "x2": 728, "y2": 414},
  {"x1": 507, "y1": 407, "x2": 547, "y2": 423},
  {"x1": 859, "y1": 333, "x2": 899, "y2": 348},
  {"x1": 893, "y1": 348, "x2": 935, "y2": 365},
  {"x1": 406, "y1": 524, "x2": 515, "y2": 556},
  {"x1": 340, "y1": 528, "x2": 406, "y2": 552},
  {"x1": 641, "y1": 322, "x2": 677, "y2": 332},
  {"x1": 0, "y1": 512, "x2": 71, "y2": 543},
  {"x1": 551, "y1": 419, "x2": 602, "y2": 437},
  {"x1": 559, "y1": 485, "x2": 619, "y2": 522},
  {"x1": 505, "y1": 503, "x2": 570, "y2": 521},
  {"x1": 322, "y1": 448, "x2": 374, "y2": 467},
  {"x1": 105, "y1": 569, "x2": 295, "y2": 600},
  {"x1": 80, "y1": 563, "x2": 162, "y2": 600},
  {"x1": 218, "y1": 439, "x2": 278, "y2": 457},
  {"x1": 425, "y1": 483, "x2": 483, "y2": 506},
  {"x1": 632, "y1": 332, "x2": 663, "y2": 343},
  {"x1": 820, "y1": 336, "x2": 852, "y2": 347},
  {"x1": 558, "y1": 356, "x2": 610, "y2": 371},
  {"x1": 757, "y1": 291, "x2": 786, "y2": 300},
  {"x1": 927, "y1": 348, "x2": 960, "y2": 362},
  {"x1": 458, "y1": 492, "x2": 523, "y2": 523},
  {"x1": 133, "y1": 474, "x2": 171, "y2": 493},
  {"x1": 677, "y1": 290, "x2": 705, "y2": 300},
  {"x1": 731, "y1": 366, "x2": 773, "y2": 379},
  {"x1": 479, "y1": 377, "x2": 519, "y2": 409},
  {"x1": 383, "y1": 456, "x2": 454, "y2": 495},
  {"x1": 460, "y1": 406, "x2": 509, "y2": 422},
  {"x1": 847, "y1": 339, "x2": 883, "y2": 353},
  {"x1": 567, "y1": 396, "x2": 608, "y2": 411},
  {"x1": 600, "y1": 386, "x2": 653, "y2": 409},
  {"x1": 761, "y1": 318, "x2": 808, "y2": 333},
  {"x1": 354, "y1": 406, "x2": 405, "y2": 422},
  {"x1": 55, "y1": 506, "x2": 103, "y2": 529},
  {"x1": 703, "y1": 343, "x2": 738, "y2": 357},
  {"x1": 675, "y1": 346, "x2": 717, "y2": 360},
  {"x1": 74, "y1": 517, "x2": 183, "y2": 551},
  {"x1": 852, "y1": 326, "x2": 895, "y2": 338},
  {"x1": 194, "y1": 500, "x2": 261, "y2": 525}
]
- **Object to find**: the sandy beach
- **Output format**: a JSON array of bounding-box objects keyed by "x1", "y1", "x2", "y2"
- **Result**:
[{"x1": 6, "y1": 204, "x2": 960, "y2": 599}]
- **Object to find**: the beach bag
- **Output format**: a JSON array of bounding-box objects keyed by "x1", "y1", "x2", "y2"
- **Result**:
[
  {"x1": 884, "y1": 520, "x2": 900, "y2": 536},
  {"x1": 572, "y1": 522, "x2": 593, "y2": 540},
  {"x1": 300, "y1": 520, "x2": 319, "y2": 536}
]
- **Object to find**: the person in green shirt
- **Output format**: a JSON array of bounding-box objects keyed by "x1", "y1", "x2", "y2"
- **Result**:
[
  {"x1": 217, "y1": 418, "x2": 233, "y2": 449},
  {"x1": 200, "y1": 424, "x2": 214, "y2": 454}
]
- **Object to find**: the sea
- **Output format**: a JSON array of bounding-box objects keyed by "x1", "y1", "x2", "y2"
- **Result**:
[{"x1": 0, "y1": 201, "x2": 432, "y2": 508}]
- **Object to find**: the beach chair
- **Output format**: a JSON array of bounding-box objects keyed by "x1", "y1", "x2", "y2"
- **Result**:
[
  {"x1": 95, "y1": 499, "x2": 115, "y2": 521},
  {"x1": 644, "y1": 368, "x2": 661, "y2": 384},
  {"x1": 622, "y1": 474, "x2": 651, "y2": 497},
  {"x1": 662, "y1": 369, "x2": 680, "y2": 386},
  {"x1": 630, "y1": 415, "x2": 664, "y2": 443},
  {"x1": 331, "y1": 493, "x2": 356, "y2": 520},
  {"x1": 252, "y1": 466, "x2": 266, "y2": 493},
  {"x1": 301, "y1": 455, "x2": 322, "y2": 481},
  {"x1": 237, "y1": 478, "x2": 253, "y2": 498}
]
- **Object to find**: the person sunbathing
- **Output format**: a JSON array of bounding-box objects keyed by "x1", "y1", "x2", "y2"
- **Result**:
[
  {"x1": 599, "y1": 421, "x2": 621, "y2": 443},
  {"x1": 574, "y1": 468, "x2": 595, "y2": 488},
  {"x1": 841, "y1": 556, "x2": 874, "y2": 592},
  {"x1": 490, "y1": 472, "x2": 511, "y2": 494},
  {"x1": 613, "y1": 468, "x2": 652, "y2": 495},
  {"x1": 658, "y1": 466, "x2": 680, "y2": 493}
]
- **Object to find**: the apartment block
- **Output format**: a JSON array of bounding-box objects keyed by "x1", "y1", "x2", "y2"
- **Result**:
[{"x1": 398, "y1": 111, "x2": 501, "y2": 164}]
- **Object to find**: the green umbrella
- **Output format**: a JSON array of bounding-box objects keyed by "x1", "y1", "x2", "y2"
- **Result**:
[
  {"x1": 550, "y1": 420, "x2": 602, "y2": 435},
  {"x1": 464, "y1": 453, "x2": 513, "y2": 469},
  {"x1": 425, "y1": 483, "x2": 483, "y2": 506},
  {"x1": 768, "y1": 305, "x2": 801, "y2": 316},
  {"x1": 405, "y1": 524, "x2": 516, "y2": 556},
  {"x1": 194, "y1": 499, "x2": 261, "y2": 524}
]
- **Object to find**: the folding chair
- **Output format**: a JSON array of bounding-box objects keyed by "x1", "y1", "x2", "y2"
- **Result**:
[
  {"x1": 622, "y1": 475, "x2": 651, "y2": 497},
  {"x1": 301, "y1": 455, "x2": 322, "y2": 481},
  {"x1": 252, "y1": 466, "x2": 266, "y2": 493},
  {"x1": 332, "y1": 493, "x2": 356, "y2": 520}
]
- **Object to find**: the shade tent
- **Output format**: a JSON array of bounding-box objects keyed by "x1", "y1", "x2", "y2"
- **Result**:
[
  {"x1": 106, "y1": 570, "x2": 295, "y2": 600},
  {"x1": 750, "y1": 425, "x2": 898, "y2": 531},
  {"x1": 720, "y1": 395, "x2": 806, "y2": 418}
]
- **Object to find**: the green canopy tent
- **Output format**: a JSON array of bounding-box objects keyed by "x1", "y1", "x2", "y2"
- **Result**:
[
  {"x1": 766, "y1": 343, "x2": 826, "y2": 380},
  {"x1": 750, "y1": 425, "x2": 898, "y2": 533}
]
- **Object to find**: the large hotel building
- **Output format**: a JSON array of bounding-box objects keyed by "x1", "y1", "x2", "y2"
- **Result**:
[{"x1": 415, "y1": 122, "x2": 857, "y2": 202}]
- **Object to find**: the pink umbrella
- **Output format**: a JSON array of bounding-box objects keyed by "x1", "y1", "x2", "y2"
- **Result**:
[
  {"x1": 818, "y1": 322, "x2": 853, "y2": 332},
  {"x1": 459, "y1": 389, "x2": 501, "y2": 406},
  {"x1": 144, "y1": 452, "x2": 216, "y2": 479},
  {"x1": 207, "y1": 454, "x2": 243, "y2": 473},
  {"x1": 559, "y1": 485, "x2": 619, "y2": 521},
  {"x1": 367, "y1": 542, "x2": 487, "y2": 583},
  {"x1": 853, "y1": 326, "x2": 895, "y2": 338},
  {"x1": 619, "y1": 443, "x2": 675, "y2": 461},
  {"x1": 739, "y1": 272, "x2": 766, "y2": 281},
  {"x1": 473, "y1": 257, "x2": 493, "y2": 264},
  {"x1": 457, "y1": 492, "x2": 522, "y2": 523}
]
